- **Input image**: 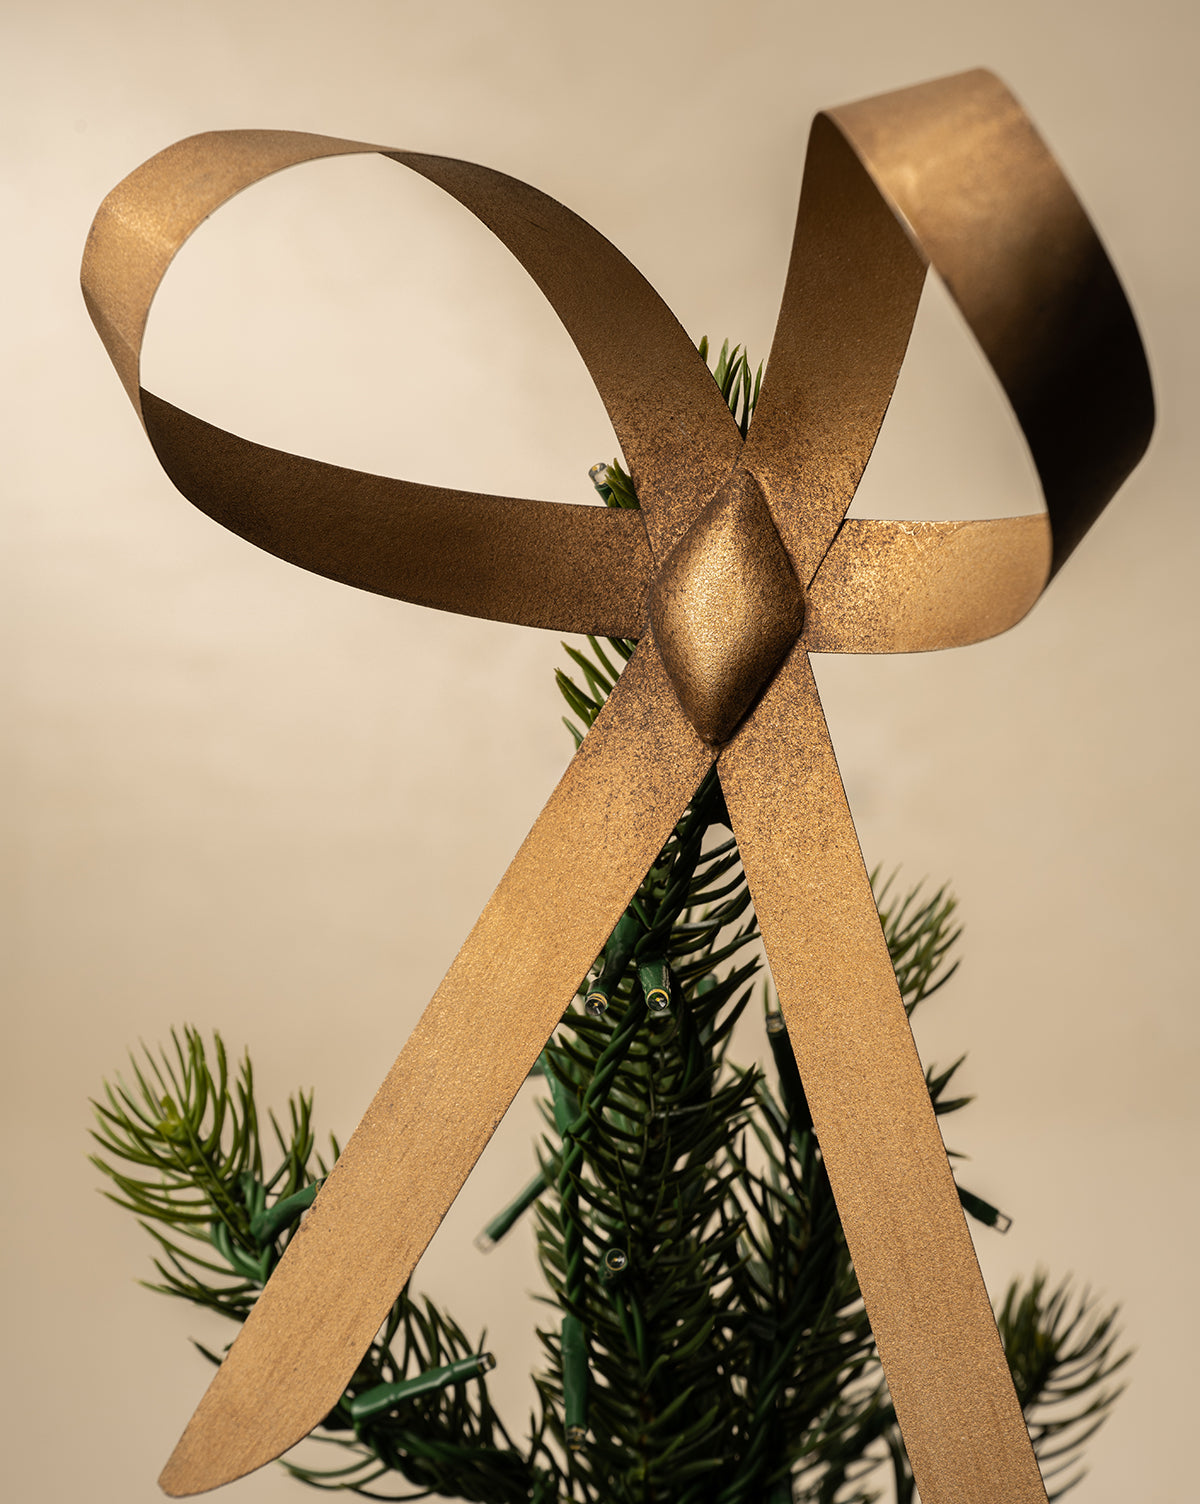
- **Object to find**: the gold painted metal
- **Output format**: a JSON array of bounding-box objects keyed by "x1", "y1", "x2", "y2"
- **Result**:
[
  {"x1": 803, "y1": 515, "x2": 1053, "y2": 653},
  {"x1": 719, "y1": 653, "x2": 1046, "y2": 1500},
  {"x1": 161, "y1": 639, "x2": 716, "y2": 1494},
  {"x1": 139, "y1": 393, "x2": 653, "y2": 636},
  {"x1": 648, "y1": 464, "x2": 805, "y2": 745},
  {"x1": 82, "y1": 68, "x2": 1153, "y2": 1504}
]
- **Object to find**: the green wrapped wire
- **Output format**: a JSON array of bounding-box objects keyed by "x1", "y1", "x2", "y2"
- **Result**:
[
  {"x1": 474, "y1": 1171, "x2": 548, "y2": 1252},
  {"x1": 349, "y1": 1353, "x2": 496, "y2": 1423},
  {"x1": 765, "y1": 1010, "x2": 813, "y2": 1133},
  {"x1": 585, "y1": 909, "x2": 641, "y2": 1016},
  {"x1": 957, "y1": 1186, "x2": 1012, "y2": 1234},
  {"x1": 249, "y1": 1179, "x2": 320, "y2": 1245},
  {"x1": 637, "y1": 958, "x2": 672, "y2": 1015},
  {"x1": 561, "y1": 1315, "x2": 589, "y2": 1451}
]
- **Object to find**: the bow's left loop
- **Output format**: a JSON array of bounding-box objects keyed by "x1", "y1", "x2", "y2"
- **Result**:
[{"x1": 81, "y1": 130, "x2": 739, "y2": 635}]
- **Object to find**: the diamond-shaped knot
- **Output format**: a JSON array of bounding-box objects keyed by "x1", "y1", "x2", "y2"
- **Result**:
[{"x1": 648, "y1": 467, "x2": 805, "y2": 745}]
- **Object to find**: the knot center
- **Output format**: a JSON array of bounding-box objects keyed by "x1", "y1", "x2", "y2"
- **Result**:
[{"x1": 648, "y1": 468, "x2": 805, "y2": 745}]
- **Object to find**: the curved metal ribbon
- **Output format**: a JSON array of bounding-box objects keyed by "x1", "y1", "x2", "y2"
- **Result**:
[{"x1": 82, "y1": 67, "x2": 1152, "y2": 1504}]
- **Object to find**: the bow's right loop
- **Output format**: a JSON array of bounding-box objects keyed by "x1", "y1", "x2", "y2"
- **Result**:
[{"x1": 745, "y1": 68, "x2": 1153, "y2": 640}]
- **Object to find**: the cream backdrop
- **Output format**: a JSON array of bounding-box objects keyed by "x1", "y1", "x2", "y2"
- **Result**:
[{"x1": 5, "y1": 2, "x2": 1196, "y2": 1500}]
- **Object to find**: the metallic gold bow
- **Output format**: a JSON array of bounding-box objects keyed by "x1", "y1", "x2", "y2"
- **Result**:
[{"x1": 82, "y1": 68, "x2": 1152, "y2": 1504}]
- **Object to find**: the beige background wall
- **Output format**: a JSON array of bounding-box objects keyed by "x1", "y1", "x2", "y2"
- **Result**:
[{"x1": 5, "y1": 2, "x2": 1197, "y2": 1500}]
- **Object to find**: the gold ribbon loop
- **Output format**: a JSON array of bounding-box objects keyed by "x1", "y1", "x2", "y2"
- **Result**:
[
  {"x1": 824, "y1": 69, "x2": 1154, "y2": 576},
  {"x1": 81, "y1": 128, "x2": 740, "y2": 636},
  {"x1": 140, "y1": 391, "x2": 653, "y2": 635}
]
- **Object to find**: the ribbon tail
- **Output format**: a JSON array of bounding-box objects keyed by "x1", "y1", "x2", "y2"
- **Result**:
[
  {"x1": 718, "y1": 649, "x2": 1047, "y2": 1504},
  {"x1": 160, "y1": 638, "x2": 715, "y2": 1495}
]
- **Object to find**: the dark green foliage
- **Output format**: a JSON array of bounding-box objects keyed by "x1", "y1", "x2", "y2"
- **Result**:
[
  {"x1": 285, "y1": 1299, "x2": 545, "y2": 1502},
  {"x1": 90, "y1": 1026, "x2": 324, "y2": 1320},
  {"x1": 91, "y1": 339, "x2": 1127, "y2": 1501},
  {"x1": 998, "y1": 1275, "x2": 1130, "y2": 1501},
  {"x1": 90, "y1": 1029, "x2": 547, "y2": 1499}
]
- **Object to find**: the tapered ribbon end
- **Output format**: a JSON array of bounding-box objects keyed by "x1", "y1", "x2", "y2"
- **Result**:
[
  {"x1": 159, "y1": 1423, "x2": 277, "y2": 1497},
  {"x1": 159, "y1": 1452, "x2": 215, "y2": 1498},
  {"x1": 157, "y1": 1362, "x2": 318, "y2": 1496},
  {"x1": 159, "y1": 1418, "x2": 259, "y2": 1497},
  {"x1": 159, "y1": 1432, "x2": 228, "y2": 1497}
]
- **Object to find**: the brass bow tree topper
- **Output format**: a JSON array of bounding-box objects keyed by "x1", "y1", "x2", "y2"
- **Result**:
[{"x1": 83, "y1": 69, "x2": 1153, "y2": 1504}]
